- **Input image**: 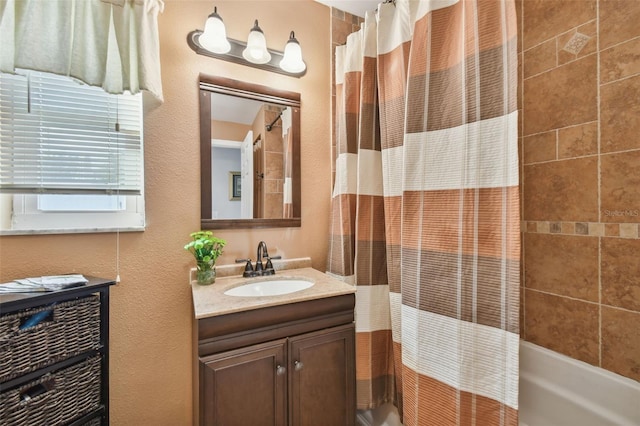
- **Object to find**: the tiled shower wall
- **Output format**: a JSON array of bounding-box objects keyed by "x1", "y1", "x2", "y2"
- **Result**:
[{"x1": 519, "y1": 0, "x2": 640, "y2": 381}]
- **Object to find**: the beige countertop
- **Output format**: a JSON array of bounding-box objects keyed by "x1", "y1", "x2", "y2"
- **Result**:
[{"x1": 191, "y1": 260, "x2": 356, "y2": 319}]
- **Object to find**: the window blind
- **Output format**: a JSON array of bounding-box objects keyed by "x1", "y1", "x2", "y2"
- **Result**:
[{"x1": 0, "y1": 70, "x2": 143, "y2": 195}]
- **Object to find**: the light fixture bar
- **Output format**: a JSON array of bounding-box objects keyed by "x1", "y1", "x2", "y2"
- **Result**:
[{"x1": 187, "y1": 30, "x2": 306, "y2": 78}]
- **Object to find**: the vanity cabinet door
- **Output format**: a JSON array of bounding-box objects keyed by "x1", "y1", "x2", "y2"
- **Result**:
[
  {"x1": 288, "y1": 323, "x2": 356, "y2": 426},
  {"x1": 199, "y1": 339, "x2": 287, "y2": 426}
]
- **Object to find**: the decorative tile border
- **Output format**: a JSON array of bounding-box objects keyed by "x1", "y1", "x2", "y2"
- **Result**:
[{"x1": 522, "y1": 221, "x2": 640, "y2": 239}]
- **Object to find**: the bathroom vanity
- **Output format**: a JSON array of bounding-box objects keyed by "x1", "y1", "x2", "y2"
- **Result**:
[{"x1": 192, "y1": 264, "x2": 356, "y2": 426}]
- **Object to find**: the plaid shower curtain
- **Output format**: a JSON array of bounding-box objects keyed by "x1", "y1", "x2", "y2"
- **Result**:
[{"x1": 328, "y1": 0, "x2": 520, "y2": 424}]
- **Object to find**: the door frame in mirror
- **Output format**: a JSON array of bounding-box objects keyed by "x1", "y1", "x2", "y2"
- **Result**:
[{"x1": 199, "y1": 74, "x2": 301, "y2": 229}]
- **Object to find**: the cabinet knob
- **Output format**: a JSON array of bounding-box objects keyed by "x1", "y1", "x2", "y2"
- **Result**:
[
  {"x1": 276, "y1": 365, "x2": 286, "y2": 375},
  {"x1": 294, "y1": 360, "x2": 303, "y2": 371}
]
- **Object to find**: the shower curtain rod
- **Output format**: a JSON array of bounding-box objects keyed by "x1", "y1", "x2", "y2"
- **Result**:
[{"x1": 266, "y1": 110, "x2": 284, "y2": 131}]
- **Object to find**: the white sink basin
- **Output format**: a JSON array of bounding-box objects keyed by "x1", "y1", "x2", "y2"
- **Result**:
[{"x1": 224, "y1": 279, "x2": 314, "y2": 297}]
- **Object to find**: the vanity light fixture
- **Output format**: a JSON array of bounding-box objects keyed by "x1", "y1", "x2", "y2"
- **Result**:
[
  {"x1": 198, "y1": 7, "x2": 231, "y2": 54},
  {"x1": 186, "y1": 7, "x2": 307, "y2": 78},
  {"x1": 280, "y1": 31, "x2": 306, "y2": 74},
  {"x1": 242, "y1": 20, "x2": 271, "y2": 64}
]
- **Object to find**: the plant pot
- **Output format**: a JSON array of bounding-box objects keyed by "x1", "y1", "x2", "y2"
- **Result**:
[{"x1": 196, "y1": 268, "x2": 216, "y2": 285}]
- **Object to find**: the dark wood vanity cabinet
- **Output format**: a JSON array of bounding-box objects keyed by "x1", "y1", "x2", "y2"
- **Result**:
[{"x1": 197, "y1": 294, "x2": 356, "y2": 426}]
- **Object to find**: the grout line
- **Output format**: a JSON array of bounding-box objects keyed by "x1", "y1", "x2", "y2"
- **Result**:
[
  {"x1": 522, "y1": 120, "x2": 598, "y2": 139},
  {"x1": 523, "y1": 52, "x2": 597, "y2": 81},
  {"x1": 527, "y1": 288, "x2": 640, "y2": 315},
  {"x1": 600, "y1": 33, "x2": 640, "y2": 51},
  {"x1": 596, "y1": 0, "x2": 603, "y2": 369},
  {"x1": 599, "y1": 70, "x2": 640, "y2": 87}
]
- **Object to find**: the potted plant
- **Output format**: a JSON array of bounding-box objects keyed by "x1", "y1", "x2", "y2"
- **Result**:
[{"x1": 184, "y1": 231, "x2": 226, "y2": 285}]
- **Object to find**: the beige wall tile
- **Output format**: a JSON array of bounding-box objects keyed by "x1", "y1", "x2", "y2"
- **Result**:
[
  {"x1": 558, "y1": 122, "x2": 598, "y2": 158},
  {"x1": 523, "y1": 131, "x2": 556, "y2": 163},
  {"x1": 524, "y1": 38, "x2": 557, "y2": 78},
  {"x1": 601, "y1": 238, "x2": 640, "y2": 311},
  {"x1": 601, "y1": 307, "x2": 640, "y2": 381},
  {"x1": 601, "y1": 75, "x2": 640, "y2": 153},
  {"x1": 601, "y1": 151, "x2": 640, "y2": 223},
  {"x1": 523, "y1": 55, "x2": 597, "y2": 135},
  {"x1": 524, "y1": 157, "x2": 599, "y2": 221},
  {"x1": 600, "y1": 38, "x2": 640, "y2": 84},
  {"x1": 599, "y1": 0, "x2": 640, "y2": 50},
  {"x1": 523, "y1": 0, "x2": 596, "y2": 50},
  {"x1": 525, "y1": 289, "x2": 599, "y2": 366},
  {"x1": 524, "y1": 233, "x2": 599, "y2": 301}
]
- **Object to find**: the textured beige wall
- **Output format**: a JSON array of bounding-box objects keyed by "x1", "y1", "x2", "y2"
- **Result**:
[
  {"x1": 211, "y1": 120, "x2": 251, "y2": 141},
  {"x1": 0, "y1": 1, "x2": 331, "y2": 424}
]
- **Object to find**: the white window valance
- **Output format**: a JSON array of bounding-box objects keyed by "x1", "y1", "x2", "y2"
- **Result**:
[{"x1": 0, "y1": 0, "x2": 164, "y2": 101}]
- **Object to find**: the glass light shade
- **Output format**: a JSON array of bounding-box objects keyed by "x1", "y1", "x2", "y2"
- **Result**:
[
  {"x1": 242, "y1": 20, "x2": 271, "y2": 64},
  {"x1": 199, "y1": 8, "x2": 231, "y2": 54},
  {"x1": 279, "y1": 31, "x2": 306, "y2": 74}
]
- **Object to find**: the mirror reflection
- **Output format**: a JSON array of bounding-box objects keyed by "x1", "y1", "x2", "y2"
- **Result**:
[
  {"x1": 200, "y1": 76, "x2": 301, "y2": 229},
  {"x1": 211, "y1": 94, "x2": 292, "y2": 219}
]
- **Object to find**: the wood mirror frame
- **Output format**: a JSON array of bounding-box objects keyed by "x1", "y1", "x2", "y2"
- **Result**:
[{"x1": 199, "y1": 74, "x2": 301, "y2": 229}]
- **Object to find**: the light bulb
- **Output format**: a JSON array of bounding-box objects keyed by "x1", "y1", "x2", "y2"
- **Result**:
[
  {"x1": 279, "y1": 31, "x2": 306, "y2": 74},
  {"x1": 242, "y1": 20, "x2": 271, "y2": 64},
  {"x1": 199, "y1": 7, "x2": 230, "y2": 54}
]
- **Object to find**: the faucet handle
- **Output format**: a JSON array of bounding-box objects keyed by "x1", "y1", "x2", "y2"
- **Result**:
[
  {"x1": 263, "y1": 255, "x2": 282, "y2": 276},
  {"x1": 235, "y1": 258, "x2": 256, "y2": 278}
]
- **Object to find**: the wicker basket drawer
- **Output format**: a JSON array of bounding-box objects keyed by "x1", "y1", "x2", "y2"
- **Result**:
[
  {"x1": 0, "y1": 356, "x2": 102, "y2": 426},
  {"x1": 0, "y1": 295, "x2": 101, "y2": 382}
]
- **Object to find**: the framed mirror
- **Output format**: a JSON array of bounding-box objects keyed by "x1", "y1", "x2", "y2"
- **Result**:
[{"x1": 200, "y1": 75, "x2": 301, "y2": 229}]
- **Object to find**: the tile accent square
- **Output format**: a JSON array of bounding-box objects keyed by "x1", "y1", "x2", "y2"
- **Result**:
[
  {"x1": 588, "y1": 223, "x2": 604, "y2": 236},
  {"x1": 619, "y1": 223, "x2": 639, "y2": 239},
  {"x1": 562, "y1": 221, "x2": 575, "y2": 234},
  {"x1": 575, "y1": 222, "x2": 589, "y2": 235},
  {"x1": 562, "y1": 32, "x2": 591, "y2": 55},
  {"x1": 605, "y1": 223, "x2": 620, "y2": 236}
]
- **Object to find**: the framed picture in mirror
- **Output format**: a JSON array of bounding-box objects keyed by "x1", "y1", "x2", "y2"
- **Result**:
[{"x1": 229, "y1": 172, "x2": 241, "y2": 201}]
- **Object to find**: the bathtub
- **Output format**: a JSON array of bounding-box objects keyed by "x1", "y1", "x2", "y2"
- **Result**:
[
  {"x1": 519, "y1": 340, "x2": 640, "y2": 426},
  {"x1": 357, "y1": 341, "x2": 640, "y2": 426}
]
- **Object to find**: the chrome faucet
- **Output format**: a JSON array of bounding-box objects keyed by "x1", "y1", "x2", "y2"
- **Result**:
[{"x1": 235, "y1": 241, "x2": 281, "y2": 278}]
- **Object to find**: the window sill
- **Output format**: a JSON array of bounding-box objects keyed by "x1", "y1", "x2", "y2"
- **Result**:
[{"x1": 0, "y1": 226, "x2": 145, "y2": 236}]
